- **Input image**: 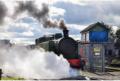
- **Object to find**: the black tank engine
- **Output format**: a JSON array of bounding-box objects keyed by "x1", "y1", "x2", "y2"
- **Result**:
[{"x1": 35, "y1": 29, "x2": 85, "y2": 69}]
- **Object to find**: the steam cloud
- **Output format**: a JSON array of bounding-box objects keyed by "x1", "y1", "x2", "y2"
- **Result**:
[{"x1": 0, "y1": 45, "x2": 70, "y2": 79}]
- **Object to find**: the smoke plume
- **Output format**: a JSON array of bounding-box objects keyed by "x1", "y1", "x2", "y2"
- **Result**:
[
  {"x1": 13, "y1": 1, "x2": 67, "y2": 30},
  {"x1": 0, "y1": 1, "x2": 68, "y2": 30},
  {"x1": 59, "y1": 20, "x2": 67, "y2": 30},
  {"x1": 0, "y1": 1, "x2": 7, "y2": 24},
  {"x1": 44, "y1": 19, "x2": 67, "y2": 30},
  {"x1": 13, "y1": 1, "x2": 49, "y2": 21},
  {"x1": 0, "y1": 1, "x2": 67, "y2": 29}
]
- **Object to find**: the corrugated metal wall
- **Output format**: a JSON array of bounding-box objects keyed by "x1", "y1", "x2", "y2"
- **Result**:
[{"x1": 78, "y1": 43, "x2": 105, "y2": 72}]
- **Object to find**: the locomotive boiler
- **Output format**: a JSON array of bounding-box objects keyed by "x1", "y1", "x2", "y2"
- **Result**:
[{"x1": 35, "y1": 29, "x2": 85, "y2": 69}]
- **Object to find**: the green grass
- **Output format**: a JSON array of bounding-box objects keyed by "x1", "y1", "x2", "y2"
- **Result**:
[
  {"x1": 111, "y1": 58, "x2": 120, "y2": 65},
  {"x1": 2, "y1": 77, "x2": 25, "y2": 80},
  {"x1": 105, "y1": 66, "x2": 120, "y2": 72}
]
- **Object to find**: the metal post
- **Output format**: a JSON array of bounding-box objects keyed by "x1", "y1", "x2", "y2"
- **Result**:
[
  {"x1": 89, "y1": 44, "x2": 94, "y2": 72},
  {"x1": 0, "y1": 69, "x2": 2, "y2": 80},
  {"x1": 101, "y1": 44, "x2": 105, "y2": 72}
]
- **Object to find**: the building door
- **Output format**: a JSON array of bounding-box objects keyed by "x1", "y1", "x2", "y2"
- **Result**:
[{"x1": 92, "y1": 44, "x2": 105, "y2": 72}]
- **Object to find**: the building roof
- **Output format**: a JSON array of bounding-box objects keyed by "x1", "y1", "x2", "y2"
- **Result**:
[{"x1": 80, "y1": 22, "x2": 111, "y2": 33}]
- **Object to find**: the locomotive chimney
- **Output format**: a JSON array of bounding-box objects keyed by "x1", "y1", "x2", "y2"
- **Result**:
[{"x1": 63, "y1": 29, "x2": 69, "y2": 38}]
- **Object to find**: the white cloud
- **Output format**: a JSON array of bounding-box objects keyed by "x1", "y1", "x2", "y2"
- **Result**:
[
  {"x1": 1, "y1": 17, "x2": 62, "y2": 45},
  {"x1": 0, "y1": 18, "x2": 36, "y2": 44},
  {"x1": 0, "y1": 32, "x2": 14, "y2": 40},
  {"x1": 69, "y1": 34, "x2": 81, "y2": 40},
  {"x1": 59, "y1": 0, "x2": 87, "y2": 6},
  {"x1": 67, "y1": 24, "x2": 87, "y2": 31},
  {"x1": 49, "y1": 6, "x2": 66, "y2": 17},
  {"x1": 22, "y1": 31, "x2": 34, "y2": 37},
  {"x1": 102, "y1": 15, "x2": 120, "y2": 26},
  {"x1": 10, "y1": 38, "x2": 35, "y2": 45},
  {"x1": 53, "y1": 0, "x2": 120, "y2": 26},
  {"x1": 112, "y1": 26, "x2": 119, "y2": 34},
  {"x1": 12, "y1": 22, "x2": 30, "y2": 28}
]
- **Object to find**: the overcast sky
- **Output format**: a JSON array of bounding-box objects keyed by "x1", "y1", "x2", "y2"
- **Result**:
[{"x1": 0, "y1": 0, "x2": 119, "y2": 45}]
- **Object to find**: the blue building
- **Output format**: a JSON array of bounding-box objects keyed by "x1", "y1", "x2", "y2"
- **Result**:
[
  {"x1": 79, "y1": 22, "x2": 115, "y2": 72},
  {"x1": 80, "y1": 22, "x2": 112, "y2": 43}
]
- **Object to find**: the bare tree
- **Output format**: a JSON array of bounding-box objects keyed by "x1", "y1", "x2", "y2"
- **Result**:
[{"x1": 114, "y1": 28, "x2": 120, "y2": 57}]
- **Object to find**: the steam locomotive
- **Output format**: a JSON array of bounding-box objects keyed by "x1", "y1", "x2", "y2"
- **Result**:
[{"x1": 35, "y1": 29, "x2": 85, "y2": 69}]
